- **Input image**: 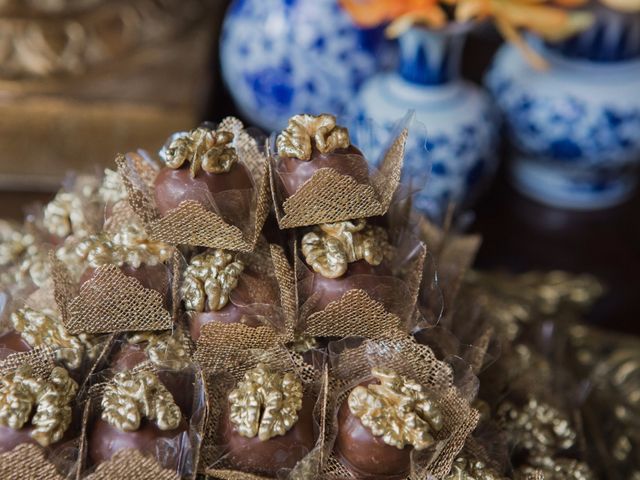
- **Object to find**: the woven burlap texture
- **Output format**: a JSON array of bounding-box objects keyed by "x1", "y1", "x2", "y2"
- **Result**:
[
  {"x1": 83, "y1": 449, "x2": 180, "y2": 480},
  {"x1": 323, "y1": 338, "x2": 479, "y2": 480},
  {"x1": 195, "y1": 323, "x2": 325, "y2": 479},
  {"x1": 270, "y1": 128, "x2": 408, "y2": 229},
  {"x1": 51, "y1": 253, "x2": 172, "y2": 334},
  {"x1": 0, "y1": 443, "x2": 65, "y2": 480},
  {"x1": 0, "y1": 345, "x2": 56, "y2": 378},
  {"x1": 298, "y1": 241, "x2": 426, "y2": 340},
  {"x1": 116, "y1": 117, "x2": 270, "y2": 251}
]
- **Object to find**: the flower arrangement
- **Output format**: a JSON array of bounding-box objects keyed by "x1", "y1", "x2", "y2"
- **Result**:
[{"x1": 340, "y1": 0, "x2": 596, "y2": 68}]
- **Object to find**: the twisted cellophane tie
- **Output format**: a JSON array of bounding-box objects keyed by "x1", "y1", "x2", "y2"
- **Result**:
[
  {"x1": 301, "y1": 218, "x2": 388, "y2": 278},
  {"x1": 228, "y1": 363, "x2": 304, "y2": 441},
  {"x1": 101, "y1": 369, "x2": 181, "y2": 432},
  {"x1": 0, "y1": 364, "x2": 77, "y2": 447},
  {"x1": 348, "y1": 367, "x2": 443, "y2": 450},
  {"x1": 181, "y1": 249, "x2": 245, "y2": 312},
  {"x1": 276, "y1": 113, "x2": 350, "y2": 161},
  {"x1": 163, "y1": 126, "x2": 238, "y2": 177},
  {"x1": 11, "y1": 306, "x2": 98, "y2": 370}
]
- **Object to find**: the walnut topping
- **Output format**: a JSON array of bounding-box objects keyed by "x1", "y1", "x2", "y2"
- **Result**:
[
  {"x1": 497, "y1": 397, "x2": 576, "y2": 456},
  {"x1": 75, "y1": 223, "x2": 172, "y2": 269},
  {"x1": 99, "y1": 168, "x2": 128, "y2": 205},
  {"x1": 301, "y1": 219, "x2": 388, "y2": 278},
  {"x1": 180, "y1": 249, "x2": 244, "y2": 312},
  {"x1": 445, "y1": 457, "x2": 506, "y2": 480},
  {"x1": 43, "y1": 176, "x2": 101, "y2": 238},
  {"x1": 277, "y1": 113, "x2": 350, "y2": 161},
  {"x1": 0, "y1": 365, "x2": 77, "y2": 447},
  {"x1": 228, "y1": 363, "x2": 304, "y2": 441},
  {"x1": 348, "y1": 367, "x2": 442, "y2": 450},
  {"x1": 162, "y1": 127, "x2": 238, "y2": 176},
  {"x1": 126, "y1": 327, "x2": 191, "y2": 370},
  {"x1": 101, "y1": 369, "x2": 181, "y2": 432},
  {"x1": 11, "y1": 307, "x2": 98, "y2": 370}
]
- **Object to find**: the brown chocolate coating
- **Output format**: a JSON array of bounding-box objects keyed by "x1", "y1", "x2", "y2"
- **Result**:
[
  {"x1": 220, "y1": 394, "x2": 316, "y2": 476},
  {"x1": 88, "y1": 417, "x2": 188, "y2": 469},
  {"x1": 336, "y1": 396, "x2": 411, "y2": 479},
  {"x1": 187, "y1": 273, "x2": 276, "y2": 341},
  {"x1": 188, "y1": 305, "x2": 263, "y2": 342},
  {"x1": 0, "y1": 330, "x2": 32, "y2": 360},
  {"x1": 311, "y1": 260, "x2": 391, "y2": 312},
  {"x1": 277, "y1": 145, "x2": 369, "y2": 196},
  {"x1": 0, "y1": 425, "x2": 37, "y2": 454},
  {"x1": 153, "y1": 162, "x2": 253, "y2": 216}
]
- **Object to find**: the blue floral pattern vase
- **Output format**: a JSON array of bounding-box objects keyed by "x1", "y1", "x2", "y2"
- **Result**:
[
  {"x1": 486, "y1": 8, "x2": 640, "y2": 209},
  {"x1": 220, "y1": 0, "x2": 388, "y2": 132},
  {"x1": 348, "y1": 26, "x2": 499, "y2": 219}
]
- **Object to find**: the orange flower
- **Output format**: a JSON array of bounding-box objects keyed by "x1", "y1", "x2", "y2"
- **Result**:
[
  {"x1": 340, "y1": 0, "x2": 449, "y2": 34},
  {"x1": 455, "y1": 0, "x2": 593, "y2": 69}
]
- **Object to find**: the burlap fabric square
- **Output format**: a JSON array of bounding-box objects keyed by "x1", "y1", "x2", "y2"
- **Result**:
[{"x1": 51, "y1": 250, "x2": 177, "y2": 335}]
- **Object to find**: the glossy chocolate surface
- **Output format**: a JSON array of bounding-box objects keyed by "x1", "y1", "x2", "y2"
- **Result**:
[
  {"x1": 336, "y1": 396, "x2": 411, "y2": 479},
  {"x1": 277, "y1": 145, "x2": 369, "y2": 197},
  {"x1": 220, "y1": 394, "x2": 316, "y2": 476},
  {"x1": 153, "y1": 162, "x2": 253, "y2": 216},
  {"x1": 88, "y1": 417, "x2": 188, "y2": 468},
  {"x1": 0, "y1": 330, "x2": 32, "y2": 360},
  {"x1": 311, "y1": 260, "x2": 391, "y2": 312},
  {"x1": 0, "y1": 425, "x2": 37, "y2": 454}
]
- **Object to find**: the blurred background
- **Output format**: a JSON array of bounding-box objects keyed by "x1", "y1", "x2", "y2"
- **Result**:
[{"x1": 0, "y1": 0, "x2": 638, "y2": 335}]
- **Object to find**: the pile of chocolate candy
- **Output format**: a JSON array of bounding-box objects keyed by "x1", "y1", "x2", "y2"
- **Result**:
[{"x1": 0, "y1": 114, "x2": 548, "y2": 480}]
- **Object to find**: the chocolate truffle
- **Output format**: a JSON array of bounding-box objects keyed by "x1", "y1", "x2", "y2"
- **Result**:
[
  {"x1": 90, "y1": 369, "x2": 188, "y2": 468},
  {"x1": 220, "y1": 364, "x2": 316, "y2": 476},
  {"x1": 335, "y1": 368, "x2": 443, "y2": 479},
  {"x1": 181, "y1": 249, "x2": 273, "y2": 341},
  {"x1": 154, "y1": 127, "x2": 253, "y2": 216},
  {"x1": 109, "y1": 330, "x2": 193, "y2": 415},
  {"x1": 301, "y1": 219, "x2": 391, "y2": 312},
  {"x1": 75, "y1": 224, "x2": 173, "y2": 305},
  {"x1": 0, "y1": 330, "x2": 32, "y2": 360},
  {"x1": 275, "y1": 114, "x2": 369, "y2": 197}
]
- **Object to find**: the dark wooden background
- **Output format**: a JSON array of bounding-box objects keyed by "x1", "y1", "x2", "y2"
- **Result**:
[{"x1": 1, "y1": 18, "x2": 638, "y2": 335}]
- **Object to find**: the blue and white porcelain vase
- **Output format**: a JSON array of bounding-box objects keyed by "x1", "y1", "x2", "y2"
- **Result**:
[
  {"x1": 349, "y1": 25, "x2": 499, "y2": 219},
  {"x1": 220, "y1": 0, "x2": 388, "y2": 132},
  {"x1": 487, "y1": 7, "x2": 640, "y2": 209}
]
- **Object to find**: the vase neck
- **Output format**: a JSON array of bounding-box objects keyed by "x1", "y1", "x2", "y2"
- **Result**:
[
  {"x1": 397, "y1": 27, "x2": 466, "y2": 86},
  {"x1": 547, "y1": 6, "x2": 640, "y2": 62}
]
